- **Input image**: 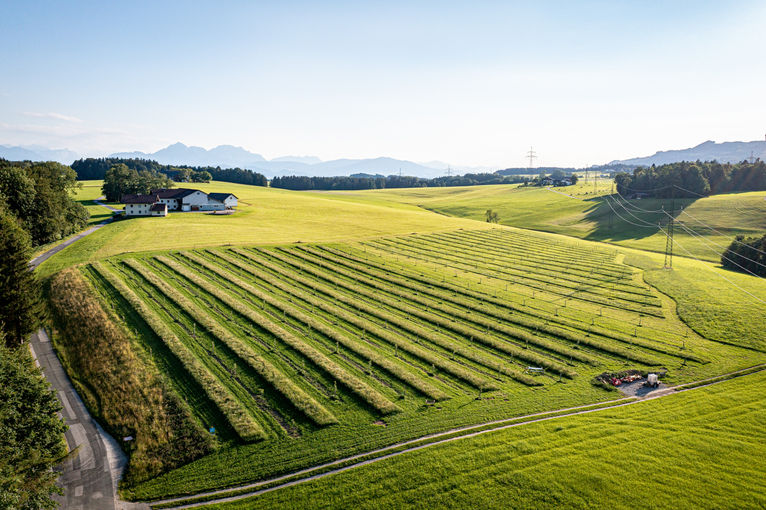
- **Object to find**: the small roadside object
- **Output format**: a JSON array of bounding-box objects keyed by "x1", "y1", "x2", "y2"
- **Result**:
[
  {"x1": 123, "y1": 436, "x2": 133, "y2": 442},
  {"x1": 209, "y1": 427, "x2": 216, "y2": 435},
  {"x1": 645, "y1": 373, "x2": 660, "y2": 388}
]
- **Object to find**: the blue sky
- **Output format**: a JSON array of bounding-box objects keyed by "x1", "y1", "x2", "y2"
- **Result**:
[{"x1": 1, "y1": 1, "x2": 765, "y2": 167}]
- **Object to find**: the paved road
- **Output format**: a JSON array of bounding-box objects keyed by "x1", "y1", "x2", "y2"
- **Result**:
[{"x1": 28, "y1": 215, "x2": 147, "y2": 510}]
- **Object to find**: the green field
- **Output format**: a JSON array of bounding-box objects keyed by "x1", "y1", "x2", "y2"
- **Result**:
[
  {"x1": 330, "y1": 181, "x2": 766, "y2": 262},
  {"x1": 207, "y1": 369, "x2": 766, "y2": 509},
  {"x1": 78, "y1": 228, "x2": 763, "y2": 501},
  {"x1": 42, "y1": 179, "x2": 766, "y2": 506},
  {"x1": 35, "y1": 181, "x2": 489, "y2": 278}
]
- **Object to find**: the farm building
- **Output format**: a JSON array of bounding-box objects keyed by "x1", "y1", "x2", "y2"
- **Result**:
[
  {"x1": 208, "y1": 192, "x2": 238, "y2": 209},
  {"x1": 122, "y1": 194, "x2": 160, "y2": 216},
  {"x1": 121, "y1": 188, "x2": 237, "y2": 216}
]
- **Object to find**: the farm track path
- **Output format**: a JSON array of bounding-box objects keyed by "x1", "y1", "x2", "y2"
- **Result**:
[
  {"x1": 153, "y1": 363, "x2": 766, "y2": 509},
  {"x1": 29, "y1": 216, "x2": 148, "y2": 510}
]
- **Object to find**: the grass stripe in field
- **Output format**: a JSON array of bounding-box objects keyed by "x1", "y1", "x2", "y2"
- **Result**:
[
  {"x1": 225, "y1": 247, "x2": 542, "y2": 387},
  {"x1": 256, "y1": 247, "x2": 578, "y2": 378},
  {"x1": 156, "y1": 254, "x2": 400, "y2": 416},
  {"x1": 207, "y1": 248, "x2": 506, "y2": 391},
  {"x1": 91, "y1": 262, "x2": 266, "y2": 442},
  {"x1": 123, "y1": 258, "x2": 338, "y2": 428},
  {"x1": 324, "y1": 244, "x2": 705, "y2": 364},
  {"x1": 188, "y1": 250, "x2": 455, "y2": 399}
]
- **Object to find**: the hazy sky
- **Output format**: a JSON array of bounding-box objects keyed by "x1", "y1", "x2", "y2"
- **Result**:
[{"x1": 2, "y1": 1, "x2": 765, "y2": 167}]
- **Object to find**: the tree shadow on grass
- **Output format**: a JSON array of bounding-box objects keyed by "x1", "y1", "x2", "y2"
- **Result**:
[{"x1": 581, "y1": 196, "x2": 696, "y2": 243}]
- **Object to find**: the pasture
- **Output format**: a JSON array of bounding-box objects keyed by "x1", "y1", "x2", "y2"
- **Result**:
[
  {"x1": 331, "y1": 181, "x2": 766, "y2": 262},
  {"x1": 77, "y1": 228, "x2": 763, "y2": 501},
  {"x1": 36, "y1": 181, "x2": 488, "y2": 277},
  {"x1": 207, "y1": 368, "x2": 766, "y2": 509}
]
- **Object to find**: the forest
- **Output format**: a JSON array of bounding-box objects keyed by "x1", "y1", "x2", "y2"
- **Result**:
[
  {"x1": 614, "y1": 160, "x2": 766, "y2": 198},
  {"x1": 270, "y1": 172, "x2": 528, "y2": 191},
  {"x1": 71, "y1": 158, "x2": 268, "y2": 187}
]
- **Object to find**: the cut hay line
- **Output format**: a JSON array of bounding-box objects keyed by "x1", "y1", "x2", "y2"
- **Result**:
[
  {"x1": 122, "y1": 259, "x2": 338, "y2": 428},
  {"x1": 155, "y1": 255, "x2": 400, "y2": 416},
  {"x1": 224, "y1": 248, "x2": 542, "y2": 387},
  {"x1": 91, "y1": 261, "x2": 266, "y2": 442},
  {"x1": 187, "y1": 252, "x2": 456, "y2": 398},
  {"x1": 322, "y1": 245, "x2": 706, "y2": 364}
]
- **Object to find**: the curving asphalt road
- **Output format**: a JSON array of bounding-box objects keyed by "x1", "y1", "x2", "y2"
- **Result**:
[{"x1": 28, "y1": 208, "x2": 148, "y2": 510}]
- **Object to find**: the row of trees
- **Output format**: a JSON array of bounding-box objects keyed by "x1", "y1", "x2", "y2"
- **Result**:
[
  {"x1": 72, "y1": 157, "x2": 267, "y2": 187},
  {"x1": 721, "y1": 234, "x2": 766, "y2": 277},
  {"x1": 270, "y1": 173, "x2": 528, "y2": 191},
  {"x1": 614, "y1": 160, "x2": 766, "y2": 198},
  {"x1": 0, "y1": 160, "x2": 89, "y2": 246},
  {"x1": 101, "y1": 164, "x2": 175, "y2": 202},
  {"x1": 0, "y1": 159, "x2": 71, "y2": 507}
]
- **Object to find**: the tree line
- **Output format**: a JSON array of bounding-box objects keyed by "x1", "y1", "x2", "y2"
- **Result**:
[
  {"x1": 72, "y1": 157, "x2": 267, "y2": 187},
  {"x1": 270, "y1": 172, "x2": 528, "y2": 191},
  {"x1": 614, "y1": 160, "x2": 766, "y2": 198},
  {"x1": 0, "y1": 158, "x2": 74, "y2": 507}
]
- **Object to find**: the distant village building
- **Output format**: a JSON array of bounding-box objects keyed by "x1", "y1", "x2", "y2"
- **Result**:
[{"x1": 120, "y1": 188, "x2": 238, "y2": 217}]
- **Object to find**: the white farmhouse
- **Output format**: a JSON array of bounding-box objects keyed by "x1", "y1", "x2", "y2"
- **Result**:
[
  {"x1": 122, "y1": 194, "x2": 160, "y2": 216},
  {"x1": 120, "y1": 188, "x2": 238, "y2": 216},
  {"x1": 208, "y1": 193, "x2": 238, "y2": 209}
]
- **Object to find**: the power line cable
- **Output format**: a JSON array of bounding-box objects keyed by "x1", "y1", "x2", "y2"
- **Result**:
[
  {"x1": 655, "y1": 224, "x2": 766, "y2": 305},
  {"x1": 678, "y1": 209, "x2": 766, "y2": 257},
  {"x1": 674, "y1": 221, "x2": 765, "y2": 276}
]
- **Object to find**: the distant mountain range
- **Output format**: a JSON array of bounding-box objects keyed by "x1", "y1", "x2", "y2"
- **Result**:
[
  {"x1": 0, "y1": 144, "x2": 79, "y2": 164},
  {"x1": 3, "y1": 139, "x2": 765, "y2": 178},
  {"x1": 109, "y1": 142, "x2": 447, "y2": 178},
  {"x1": 610, "y1": 140, "x2": 766, "y2": 166}
]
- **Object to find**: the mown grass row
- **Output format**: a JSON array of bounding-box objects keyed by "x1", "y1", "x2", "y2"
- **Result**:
[
  {"x1": 180, "y1": 251, "x2": 461, "y2": 398},
  {"x1": 154, "y1": 255, "x2": 400, "y2": 415},
  {"x1": 321, "y1": 245, "x2": 705, "y2": 364},
  {"x1": 123, "y1": 258, "x2": 338, "y2": 428},
  {"x1": 447, "y1": 230, "x2": 630, "y2": 279},
  {"x1": 365, "y1": 238, "x2": 657, "y2": 315},
  {"x1": 412, "y1": 232, "x2": 653, "y2": 298},
  {"x1": 91, "y1": 261, "x2": 267, "y2": 442},
  {"x1": 296, "y1": 246, "x2": 611, "y2": 365},
  {"x1": 288, "y1": 246, "x2": 662, "y2": 366},
  {"x1": 367, "y1": 238, "x2": 661, "y2": 312},
  {"x1": 239, "y1": 247, "x2": 578, "y2": 378},
  {"x1": 212, "y1": 248, "x2": 540, "y2": 387}
]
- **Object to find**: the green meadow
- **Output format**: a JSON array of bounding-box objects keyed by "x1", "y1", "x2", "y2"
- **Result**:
[
  {"x1": 208, "y1": 369, "x2": 766, "y2": 510},
  {"x1": 41, "y1": 179, "x2": 766, "y2": 506},
  {"x1": 330, "y1": 181, "x2": 766, "y2": 262}
]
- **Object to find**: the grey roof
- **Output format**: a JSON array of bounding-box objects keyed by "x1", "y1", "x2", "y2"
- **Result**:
[
  {"x1": 150, "y1": 203, "x2": 167, "y2": 212},
  {"x1": 208, "y1": 192, "x2": 237, "y2": 202},
  {"x1": 152, "y1": 188, "x2": 201, "y2": 199},
  {"x1": 122, "y1": 194, "x2": 159, "y2": 204}
]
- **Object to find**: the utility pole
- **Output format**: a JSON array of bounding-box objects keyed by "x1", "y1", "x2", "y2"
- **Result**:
[
  {"x1": 526, "y1": 147, "x2": 537, "y2": 169},
  {"x1": 608, "y1": 182, "x2": 614, "y2": 230}
]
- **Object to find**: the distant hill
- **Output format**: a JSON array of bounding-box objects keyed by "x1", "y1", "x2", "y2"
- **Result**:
[
  {"x1": 611, "y1": 140, "x2": 766, "y2": 166},
  {"x1": 109, "y1": 144, "x2": 445, "y2": 178},
  {"x1": 271, "y1": 155, "x2": 323, "y2": 165},
  {"x1": 0, "y1": 144, "x2": 79, "y2": 164},
  {"x1": 111, "y1": 142, "x2": 267, "y2": 168}
]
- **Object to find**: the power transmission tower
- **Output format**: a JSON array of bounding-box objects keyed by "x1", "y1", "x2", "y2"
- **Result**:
[
  {"x1": 447, "y1": 166, "x2": 452, "y2": 177},
  {"x1": 526, "y1": 147, "x2": 537, "y2": 169},
  {"x1": 663, "y1": 189, "x2": 675, "y2": 269}
]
